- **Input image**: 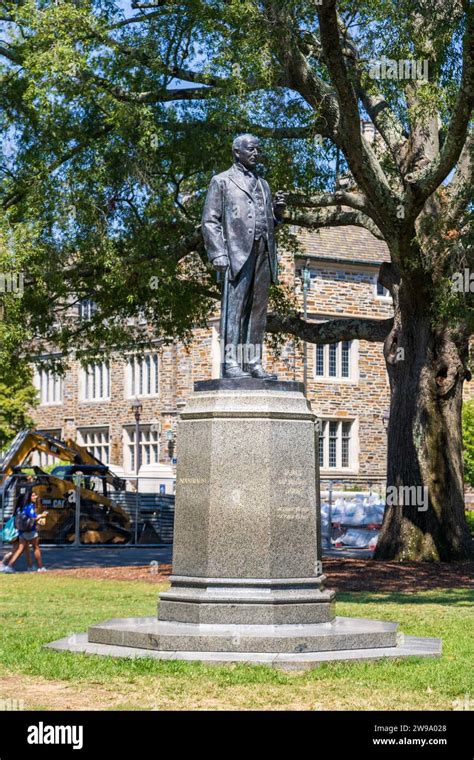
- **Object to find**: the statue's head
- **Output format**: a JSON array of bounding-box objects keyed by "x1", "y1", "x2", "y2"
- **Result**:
[{"x1": 232, "y1": 134, "x2": 260, "y2": 170}]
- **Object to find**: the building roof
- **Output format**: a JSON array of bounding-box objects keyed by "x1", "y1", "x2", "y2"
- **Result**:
[{"x1": 297, "y1": 226, "x2": 391, "y2": 266}]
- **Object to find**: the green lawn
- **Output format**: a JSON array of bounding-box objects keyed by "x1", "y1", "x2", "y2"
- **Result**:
[{"x1": 0, "y1": 576, "x2": 472, "y2": 711}]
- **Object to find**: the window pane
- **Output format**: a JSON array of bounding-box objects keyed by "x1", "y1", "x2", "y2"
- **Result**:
[
  {"x1": 79, "y1": 428, "x2": 109, "y2": 465},
  {"x1": 341, "y1": 341, "x2": 350, "y2": 378},
  {"x1": 146, "y1": 356, "x2": 151, "y2": 395},
  {"x1": 319, "y1": 421, "x2": 325, "y2": 467},
  {"x1": 316, "y1": 345, "x2": 324, "y2": 376},
  {"x1": 329, "y1": 344, "x2": 337, "y2": 377},
  {"x1": 341, "y1": 422, "x2": 351, "y2": 467},
  {"x1": 127, "y1": 427, "x2": 159, "y2": 471},
  {"x1": 329, "y1": 421, "x2": 338, "y2": 468},
  {"x1": 153, "y1": 355, "x2": 159, "y2": 394},
  {"x1": 129, "y1": 354, "x2": 159, "y2": 397},
  {"x1": 79, "y1": 299, "x2": 97, "y2": 320},
  {"x1": 82, "y1": 363, "x2": 109, "y2": 400}
]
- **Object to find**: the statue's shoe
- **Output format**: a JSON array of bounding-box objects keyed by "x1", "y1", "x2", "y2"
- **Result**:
[
  {"x1": 223, "y1": 366, "x2": 251, "y2": 379},
  {"x1": 247, "y1": 364, "x2": 278, "y2": 380}
]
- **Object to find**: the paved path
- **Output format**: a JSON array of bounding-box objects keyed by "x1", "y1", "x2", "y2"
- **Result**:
[
  {"x1": 2, "y1": 543, "x2": 372, "y2": 571},
  {"x1": 1, "y1": 545, "x2": 173, "y2": 571}
]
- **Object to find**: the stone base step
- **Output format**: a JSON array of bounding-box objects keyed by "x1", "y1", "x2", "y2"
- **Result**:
[
  {"x1": 87, "y1": 615, "x2": 401, "y2": 654},
  {"x1": 45, "y1": 632, "x2": 442, "y2": 669},
  {"x1": 158, "y1": 574, "x2": 336, "y2": 625}
]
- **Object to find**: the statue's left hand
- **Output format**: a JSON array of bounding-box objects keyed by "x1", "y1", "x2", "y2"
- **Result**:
[{"x1": 274, "y1": 190, "x2": 287, "y2": 211}]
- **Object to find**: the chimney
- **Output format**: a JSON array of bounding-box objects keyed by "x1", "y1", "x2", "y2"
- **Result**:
[{"x1": 361, "y1": 120, "x2": 376, "y2": 144}]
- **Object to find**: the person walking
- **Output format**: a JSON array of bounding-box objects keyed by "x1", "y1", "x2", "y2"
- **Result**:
[
  {"x1": 1, "y1": 536, "x2": 33, "y2": 572},
  {"x1": 0, "y1": 491, "x2": 47, "y2": 573}
]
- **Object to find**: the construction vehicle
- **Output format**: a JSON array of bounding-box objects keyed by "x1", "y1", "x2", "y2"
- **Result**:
[{"x1": 0, "y1": 430, "x2": 131, "y2": 544}]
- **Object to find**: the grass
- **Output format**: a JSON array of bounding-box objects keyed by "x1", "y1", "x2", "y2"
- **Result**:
[{"x1": 0, "y1": 575, "x2": 472, "y2": 711}]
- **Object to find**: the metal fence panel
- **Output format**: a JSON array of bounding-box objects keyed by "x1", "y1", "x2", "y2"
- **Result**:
[{"x1": 1, "y1": 474, "x2": 175, "y2": 547}]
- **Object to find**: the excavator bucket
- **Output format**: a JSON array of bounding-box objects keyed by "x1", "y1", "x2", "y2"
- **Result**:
[{"x1": 1, "y1": 430, "x2": 130, "y2": 544}]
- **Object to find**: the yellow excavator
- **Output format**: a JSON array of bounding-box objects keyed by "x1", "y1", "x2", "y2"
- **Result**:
[{"x1": 0, "y1": 430, "x2": 131, "y2": 543}]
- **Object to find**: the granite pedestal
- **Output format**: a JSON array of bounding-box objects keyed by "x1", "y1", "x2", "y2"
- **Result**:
[{"x1": 46, "y1": 380, "x2": 441, "y2": 667}]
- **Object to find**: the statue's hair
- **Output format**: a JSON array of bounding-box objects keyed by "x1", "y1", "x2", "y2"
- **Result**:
[{"x1": 232, "y1": 133, "x2": 259, "y2": 153}]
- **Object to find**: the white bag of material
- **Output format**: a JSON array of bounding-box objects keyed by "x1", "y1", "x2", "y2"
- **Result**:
[
  {"x1": 335, "y1": 527, "x2": 379, "y2": 549},
  {"x1": 321, "y1": 496, "x2": 385, "y2": 527}
]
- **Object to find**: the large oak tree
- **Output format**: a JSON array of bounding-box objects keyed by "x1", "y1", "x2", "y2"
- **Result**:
[{"x1": 0, "y1": 0, "x2": 472, "y2": 559}]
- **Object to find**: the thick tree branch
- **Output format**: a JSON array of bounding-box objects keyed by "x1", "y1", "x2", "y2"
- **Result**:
[
  {"x1": 357, "y1": 91, "x2": 407, "y2": 164},
  {"x1": 267, "y1": 313, "x2": 393, "y2": 344},
  {"x1": 300, "y1": 20, "x2": 407, "y2": 167},
  {"x1": 169, "y1": 225, "x2": 204, "y2": 262},
  {"x1": 261, "y1": 0, "x2": 340, "y2": 140},
  {"x1": 131, "y1": 1, "x2": 171, "y2": 7},
  {"x1": 378, "y1": 262, "x2": 401, "y2": 293},
  {"x1": 287, "y1": 190, "x2": 372, "y2": 214},
  {"x1": 159, "y1": 65, "x2": 230, "y2": 87},
  {"x1": 79, "y1": 71, "x2": 216, "y2": 103},
  {"x1": 284, "y1": 207, "x2": 385, "y2": 240},
  {"x1": 316, "y1": 0, "x2": 397, "y2": 217},
  {"x1": 335, "y1": 19, "x2": 408, "y2": 166},
  {"x1": 87, "y1": 24, "x2": 289, "y2": 91},
  {"x1": 80, "y1": 69, "x2": 288, "y2": 105},
  {"x1": 445, "y1": 132, "x2": 474, "y2": 224},
  {"x1": 107, "y1": 10, "x2": 172, "y2": 29},
  {"x1": 0, "y1": 43, "x2": 21, "y2": 64},
  {"x1": 405, "y1": 4, "x2": 474, "y2": 200}
]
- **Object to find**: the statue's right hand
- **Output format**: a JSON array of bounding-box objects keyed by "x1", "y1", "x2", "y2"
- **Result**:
[{"x1": 213, "y1": 255, "x2": 229, "y2": 272}]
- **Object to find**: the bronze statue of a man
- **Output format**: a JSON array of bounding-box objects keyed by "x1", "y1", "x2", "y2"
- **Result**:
[{"x1": 201, "y1": 134, "x2": 286, "y2": 379}]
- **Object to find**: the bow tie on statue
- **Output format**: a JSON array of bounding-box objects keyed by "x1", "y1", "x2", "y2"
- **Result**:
[
  {"x1": 236, "y1": 162, "x2": 258, "y2": 191},
  {"x1": 246, "y1": 173, "x2": 258, "y2": 193}
]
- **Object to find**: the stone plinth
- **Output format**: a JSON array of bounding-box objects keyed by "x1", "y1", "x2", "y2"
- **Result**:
[
  {"x1": 158, "y1": 380, "x2": 334, "y2": 628},
  {"x1": 46, "y1": 380, "x2": 441, "y2": 666}
]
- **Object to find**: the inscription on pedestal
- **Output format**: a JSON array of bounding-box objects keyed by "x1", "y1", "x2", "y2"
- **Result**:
[{"x1": 275, "y1": 466, "x2": 313, "y2": 520}]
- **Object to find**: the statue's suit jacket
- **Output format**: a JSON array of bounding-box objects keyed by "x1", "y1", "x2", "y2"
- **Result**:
[{"x1": 201, "y1": 164, "x2": 279, "y2": 283}]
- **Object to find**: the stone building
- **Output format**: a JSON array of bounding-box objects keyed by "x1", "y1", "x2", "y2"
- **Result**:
[{"x1": 30, "y1": 226, "x2": 403, "y2": 493}]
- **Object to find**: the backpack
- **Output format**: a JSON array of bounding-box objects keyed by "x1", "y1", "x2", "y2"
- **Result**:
[
  {"x1": 2, "y1": 516, "x2": 18, "y2": 542},
  {"x1": 14, "y1": 508, "x2": 36, "y2": 532}
]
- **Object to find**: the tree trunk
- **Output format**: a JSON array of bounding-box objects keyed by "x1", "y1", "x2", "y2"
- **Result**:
[{"x1": 375, "y1": 289, "x2": 472, "y2": 561}]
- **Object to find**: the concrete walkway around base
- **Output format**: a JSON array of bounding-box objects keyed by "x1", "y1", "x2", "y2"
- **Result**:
[
  {"x1": 0, "y1": 544, "x2": 173, "y2": 571},
  {"x1": 1, "y1": 543, "x2": 372, "y2": 572}
]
